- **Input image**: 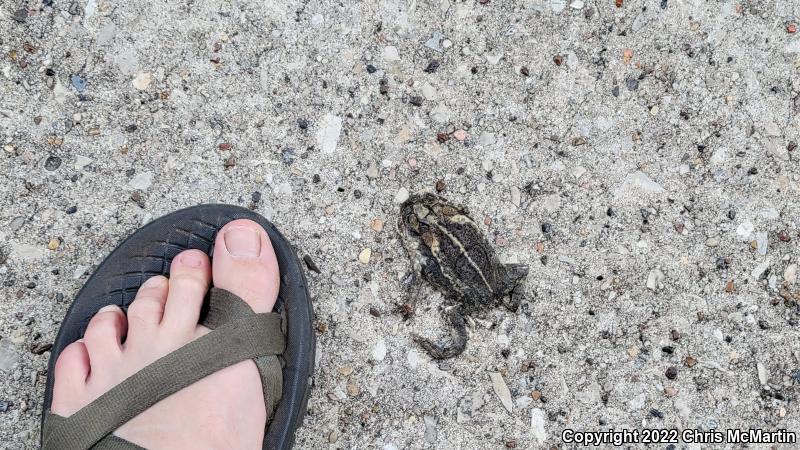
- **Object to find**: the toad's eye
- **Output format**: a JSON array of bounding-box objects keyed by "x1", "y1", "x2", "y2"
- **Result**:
[{"x1": 441, "y1": 206, "x2": 458, "y2": 216}]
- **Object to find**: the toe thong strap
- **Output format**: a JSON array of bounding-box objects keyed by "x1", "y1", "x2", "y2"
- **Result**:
[
  {"x1": 42, "y1": 288, "x2": 285, "y2": 450},
  {"x1": 200, "y1": 288, "x2": 286, "y2": 421}
]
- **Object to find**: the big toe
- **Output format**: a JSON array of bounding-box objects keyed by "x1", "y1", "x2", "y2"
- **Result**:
[{"x1": 212, "y1": 219, "x2": 280, "y2": 314}]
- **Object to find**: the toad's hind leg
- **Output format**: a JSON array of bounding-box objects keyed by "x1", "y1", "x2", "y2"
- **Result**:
[{"x1": 412, "y1": 305, "x2": 468, "y2": 359}]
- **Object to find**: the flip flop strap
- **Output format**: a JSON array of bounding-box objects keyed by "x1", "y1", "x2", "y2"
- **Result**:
[
  {"x1": 201, "y1": 288, "x2": 285, "y2": 424},
  {"x1": 42, "y1": 288, "x2": 285, "y2": 450}
]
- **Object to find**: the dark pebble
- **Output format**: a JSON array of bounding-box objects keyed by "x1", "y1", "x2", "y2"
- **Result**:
[
  {"x1": 312, "y1": 174, "x2": 321, "y2": 183},
  {"x1": 660, "y1": 0, "x2": 667, "y2": 8},
  {"x1": 553, "y1": 54, "x2": 564, "y2": 66},
  {"x1": 409, "y1": 96, "x2": 423, "y2": 107},
  {"x1": 68, "y1": 2, "x2": 81, "y2": 15},
  {"x1": 13, "y1": 8, "x2": 27, "y2": 22},
  {"x1": 520, "y1": 66, "x2": 530, "y2": 77},
  {"x1": 540, "y1": 255, "x2": 548, "y2": 265},
  {"x1": 747, "y1": 167, "x2": 758, "y2": 175},
  {"x1": 44, "y1": 155, "x2": 62, "y2": 171},
  {"x1": 501, "y1": 349, "x2": 510, "y2": 358},
  {"x1": 353, "y1": 189, "x2": 362, "y2": 199},
  {"x1": 435, "y1": 179, "x2": 446, "y2": 192},
  {"x1": 366, "y1": 64, "x2": 377, "y2": 74},
  {"x1": 716, "y1": 257, "x2": 729, "y2": 270},
  {"x1": 129, "y1": 190, "x2": 145, "y2": 208},
  {"x1": 26, "y1": 281, "x2": 36, "y2": 289},
  {"x1": 125, "y1": 124, "x2": 138, "y2": 132},
  {"x1": 30, "y1": 342, "x2": 52, "y2": 355},
  {"x1": 251, "y1": 191, "x2": 262, "y2": 203},
  {"x1": 424, "y1": 60, "x2": 440, "y2": 73},
  {"x1": 788, "y1": 141, "x2": 797, "y2": 152},
  {"x1": 45, "y1": 68, "x2": 55, "y2": 76},
  {"x1": 303, "y1": 255, "x2": 321, "y2": 274},
  {"x1": 727, "y1": 209, "x2": 736, "y2": 220},
  {"x1": 379, "y1": 79, "x2": 389, "y2": 95},
  {"x1": 758, "y1": 320, "x2": 770, "y2": 330},
  {"x1": 0, "y1": 401, "x2": 10, "y2": 413},
  {"x1": 670, "y1": 329, "x2": 680, "y2": 341},
  {"x1": 436, "y1": 132, "x2": 449, "y2": 143},
  {"x1": 297, "y1": 119, "x2": 309, "y2": 129},
  {"x1": 611, "y1": 85, "x2": 619, "y2": 97},
  {"x1": 66, "y1": 206, "x2": 77, "y2": 214},
  {"x1": 650, "y1": 409, "x2": 664, "y2": 418},
  {"x1": 625, "y1": 77, "x2": 639, "y2": 91},
  {"x1": 541, "y1": 223, "x2": 552, "y2": 233},
  {"x1": 665, "y1": 366, "x2": 678, "y2": 379},
  {"x1": 369, "y1": 307, "x2": 381, "y2": 318},
  {"x1": 661, "y1": 346, "x2": 674, "y2": 354}
]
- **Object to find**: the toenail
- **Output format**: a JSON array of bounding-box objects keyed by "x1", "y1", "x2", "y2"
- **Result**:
[
  {"x1": 98, "y1": 305, "x2": 119, "y2": 313},
  {"x1": 179, "y1": 251, "x2": 204, "y2": 268},
  {"x1": 224, "y1": 226, "x2": 261, "y2": 259}
]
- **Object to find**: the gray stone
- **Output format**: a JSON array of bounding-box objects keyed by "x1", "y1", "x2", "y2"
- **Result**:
[
  {"x1": 128, "y1": 172, "x2": 153, "y2": 190},
  {"x1": 0, "y1": 339, "x2": 19, "y2": 373},
  {"x1": 424, "y1": 32, "x2": 444, "y2": 52},
  {"x1": 423, "y1": 415, "x2": 437, "y2": 443}
]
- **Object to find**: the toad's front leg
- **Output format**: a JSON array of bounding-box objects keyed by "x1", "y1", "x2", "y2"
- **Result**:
[
  {"x1": 412, "y1": 305, "x2": 468, "y2": 359},
  {"x1": 395, "y1": 272, "x2": 422, "y2": 320}
]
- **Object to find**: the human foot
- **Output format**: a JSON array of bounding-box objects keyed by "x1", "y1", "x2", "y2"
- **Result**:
[{"x1": 50, "y1": 219, "x2": 281, "y2": 450}]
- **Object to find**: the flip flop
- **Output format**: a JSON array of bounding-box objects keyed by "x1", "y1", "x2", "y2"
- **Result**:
[{"x1": 40, "y1": 204, "x2": 315, "y2": 450}]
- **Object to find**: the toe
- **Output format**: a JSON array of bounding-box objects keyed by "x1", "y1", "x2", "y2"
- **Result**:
[
  {"x1": 125, "y1": 275, "x2": 168, "y2": 343},
  {"x1": 212, "y1": 219, "x2": 280, "y2": 314},
  {"x1": 83, "y1": 305, "x2": 127, "y2": 360},
  {"x1": 161, "y1": 249, "x2": 211, "y2": 331},
  {"x1": 51, "y1": 340, "x2": 90, "y2": 416}
]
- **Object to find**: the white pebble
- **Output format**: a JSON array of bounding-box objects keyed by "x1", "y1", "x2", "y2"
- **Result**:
[
  {"x1": 784, "y1": 264, "x2": 797, "y2": 285},
  {"x1": 394, "y1": 187, "x2": 410, "y2": 204},
  {"x1": 531, "y1": 409, "x2": 547, "y2": 444},
  {"x1": 383, "y1": 46, "x2": 400, "y2": 62},
  {"x1": 132, "y1": 72, "x2": 152, "y2": 90},
  {"x1": 371, "y1": 339, "x2": 387, "y2": 361},
  {"x1": 316, "y1": 114, "x2": 342, "y2": 154}
]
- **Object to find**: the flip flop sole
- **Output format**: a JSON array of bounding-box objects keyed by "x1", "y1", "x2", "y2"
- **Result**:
[{"x1": 41, "y1": 204, "x2": 315, "y2": 450}]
